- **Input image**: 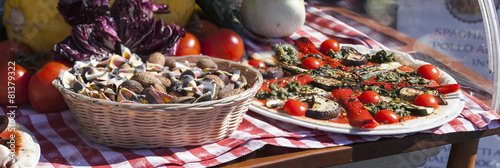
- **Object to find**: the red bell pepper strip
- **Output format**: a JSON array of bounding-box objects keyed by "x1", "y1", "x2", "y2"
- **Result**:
[
  {"x1": 432, "y1": 84, "x2": 460, "y2": 94},
  {"x1": 362, "y1": 81, "x2": 404, "y2": 90},
  {"x1": 293, "y1": 37, "x2": 348, "y2": 71},
  {"x1": 362, "y1": 81, "x2": 460, "y2": 94},
  {"x1": 332, "y1": 89, "x2": 379, "y2": 128},
  {"x1": 293, "y1": 73, "x2": 314, "y2": 85}
]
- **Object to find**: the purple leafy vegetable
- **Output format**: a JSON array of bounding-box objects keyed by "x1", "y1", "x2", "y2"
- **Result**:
[{"x1": 53, "y1": 0, "x2": 185, "y2": 62}]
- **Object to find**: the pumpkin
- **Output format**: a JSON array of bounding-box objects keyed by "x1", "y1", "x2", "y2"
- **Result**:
[
  {"x1": 2, "y1": 0, "x2": 72, "y2": 54},
  {"x1": 109, "y1": 0, "x2": 195, "y2": 28}
]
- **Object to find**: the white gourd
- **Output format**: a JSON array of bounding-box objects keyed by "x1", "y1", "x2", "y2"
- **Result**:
[{"x1": 241, "y1": 0, "x2": 306, "y2": 38}]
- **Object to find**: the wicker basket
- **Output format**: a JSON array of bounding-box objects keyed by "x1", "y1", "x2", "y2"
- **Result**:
[{"x1": 53, "y1": 55, "x2": 263, "y2": 148}]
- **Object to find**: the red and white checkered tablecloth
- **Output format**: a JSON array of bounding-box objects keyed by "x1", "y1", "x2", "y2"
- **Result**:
[{"x1": 2, "y1": 3, "x2": 500, "y2": 168}]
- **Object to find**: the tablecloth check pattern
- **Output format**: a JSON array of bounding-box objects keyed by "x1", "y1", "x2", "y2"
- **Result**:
[{"x1": 1, "y1": 3, "x2": 499, "y2": 168}]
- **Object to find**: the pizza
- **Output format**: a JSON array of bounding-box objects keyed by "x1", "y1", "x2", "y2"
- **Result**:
[{"x1": 247, "y1": 37, "x2": 463, "y2": 133}]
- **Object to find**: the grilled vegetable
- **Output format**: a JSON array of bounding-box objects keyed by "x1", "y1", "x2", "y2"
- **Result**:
[
  {"x1": 366, "y1": 97, "x2": 435, "y2": 116},
  {"x1": 293, "y1": 37, "x2": 347, "y2": 70},
  {"x1": 343, "y1": 49, "x2": 368, "y2": 66},
  {"x1": 367, "y1": 50, "x2": 395, "y2": 63},
  {"x1": 355, "y1": 62, "x2": 402, "y2": 80},
  {"x1": 404, "y1": 103, "x2": 435, "y2": 116},
  {"x1": 332, "y1": 89, "x2": 379, "y2": 128},
  {"x1": 329, "y1": 46, "x2": 368, "y2": 66},
  {"x1": 263, "y1": 66, "x2": 285, "y2": 79},
  {"x1": 374, "y1": 69, "x2": 431, "y2": 85},
  {"x1": 305, "y1": 95, "x2": 341, "y2": 120},
  {"x1": 275, "y1": 43, "x2": 301, "y2": 65},
  {"x1": 255, "y1": 78, "x2": 311, "y2": 100},
  {"x1": 280, "y1": 63, "x2": 309, "y2": 74},
  {"x1": 261, "y1": 84, "x2": 329, "y2": 108},
  {"x1": 296, "y1": 85, "x2": 330, "y2": 96},
  {"x1": 311, "y1": 67, "x2": 362, "y2": 91},
  {"x1": 397, "y1": 86, "x2": 447, "y2": 105},
  {"x1": 265, "y1": 96, "x2": 310, "y2": 108},
  {"x1": 433, "y1": 84, "x2": 460, "y2": 94}
]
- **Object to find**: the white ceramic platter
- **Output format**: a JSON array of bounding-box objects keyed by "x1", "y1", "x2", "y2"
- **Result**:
[{"x1": 249, "y1": 44, "x2": 465, "y2": 135}]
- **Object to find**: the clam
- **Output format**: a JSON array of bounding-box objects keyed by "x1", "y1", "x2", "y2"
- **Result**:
[
  {"x1": 60, "y1": 71, "x2": 76, "y2": 89},
  {"x1": 143, "y1": 86, "x2": 175, "y2": 104}
]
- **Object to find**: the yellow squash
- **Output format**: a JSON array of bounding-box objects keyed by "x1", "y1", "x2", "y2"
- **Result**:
[
  {"x1": 153, "y1": 0, "x2": 195, "y2": 28},
  {"x1": 110, "y1": 0, "x2": 196, "y2": 28},
  {"x1": 3, "y1": 0, "x2": 72, "y2": 54}
]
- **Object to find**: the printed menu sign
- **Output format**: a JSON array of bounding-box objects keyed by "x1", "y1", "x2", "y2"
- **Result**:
[{"x1": 397, "y1": 0, "x2": 497, "y2": 81}]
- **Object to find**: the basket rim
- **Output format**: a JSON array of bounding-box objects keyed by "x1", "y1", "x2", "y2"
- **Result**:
[{"x1": 53, "y1": 55, "x2": 263, "y2": 109}]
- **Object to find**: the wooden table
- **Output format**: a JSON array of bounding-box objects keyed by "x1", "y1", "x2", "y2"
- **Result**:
[
  {"x1": 221, "y1": 3, "x2": 498, "y2": 167},
  {"x1": 220, "y1": 127, "x2": 500, "y2": 168}
]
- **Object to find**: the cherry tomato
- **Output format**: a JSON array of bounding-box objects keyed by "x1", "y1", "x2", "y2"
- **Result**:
[
  {"x1": 301, "y1": 57, "x2": 322, "y2": 70},
  {"x1": 0, "y1": 40, "x2": 32, "y2": 62},
  {"x1": 201, "y1": 28, "x2": 244, "y2": 62},
  {"x1": 248, "y1": 59, "x2": 267, "y2": 69},
  {"x1": 373, "y1": 109, "x2": 400, "y2": 124},
  {"x1": 417, "y1": 64, "x2": 440, "y2": 81},
  {"x1": 283, "y1": 99, "x2": 308, "y2": 116},
  {"x1": 0, "y1": 62, "x2": 31, "y2": 106},
  {"x1": 358, "y1": 90, "x2": 382, "y2": 104},
  {"x1": 175, "y1": 33, "x2": 201, "y2": 56},
  {"x1": 414, "y1": 94, "x2": 439, "y2": 108},
  {"x1": 28, "y1": 60, "x2": 71, "y2": 113},
  {"x1": 319, "y1": 39, "x2": 341, "y2": 54}
]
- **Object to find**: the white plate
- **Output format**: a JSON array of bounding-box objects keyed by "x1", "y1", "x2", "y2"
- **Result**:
[
  {"x1": 249, "y1": 45, "x2": 465, "y2": 135},
  {"x1": 6, "y1": 123, "x2": 41, "y2": 168}
]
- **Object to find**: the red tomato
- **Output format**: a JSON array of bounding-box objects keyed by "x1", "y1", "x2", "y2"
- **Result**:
[
  {"x1": 417, "y1": 64, "x2": 440, "y2": 81},
  {"x1": 201, "y1": 28, "x2": 244, "y2": 62},
  {"x1": 0, "y1": 62, "x2": 31, "y2": 106},
  {"x1": 319, "y1": 39, "x2": 341, "y2": 54},
  {"x1": 28, "y1": 60, "x2": 71, "y2": 113},
  {"x1": 175, "y1": 33, "x2": 201, "y2": 56},
  {"x1": 0, "y1": 40, "x2": 32, "y2": 62},
  {"x1": 248, "y1": 59, "x2": 267, "y2": 69},
  {"x1": 358, "y1": 90, "x2": 382, "y2": 104},
  {"x1": 283, "y1": 99, "x2": 308, "y2": 116},
  {"x1": 301, "y1": 57, "x2": 322, "y2": 70},
  {"x1": 373, "y1": 109, "x2": 400, "y2": 124},
  {"x1": 186, "y1": 19, "x2": 218, "y2": 42},
  {"x1": 414, "y1": 94, "x2": 439, "y2": 108}
]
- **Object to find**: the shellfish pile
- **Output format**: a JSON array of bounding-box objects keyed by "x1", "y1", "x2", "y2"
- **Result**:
[{"x1": 59, "y1": 47, "x2": 249, "y2": 104}]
